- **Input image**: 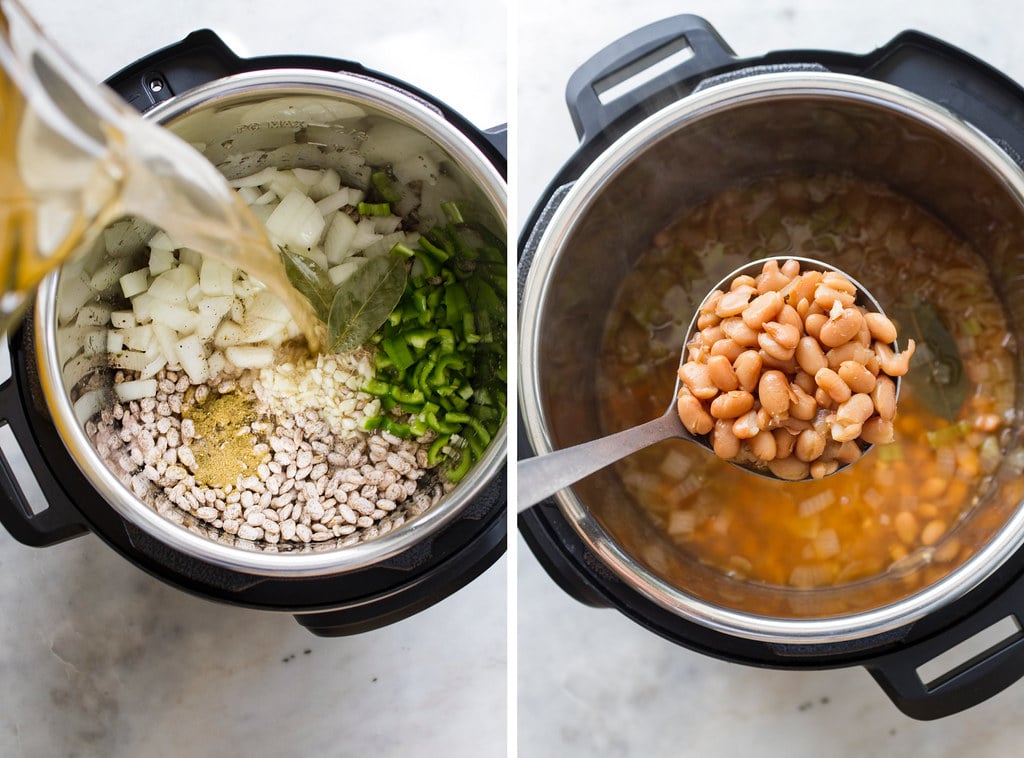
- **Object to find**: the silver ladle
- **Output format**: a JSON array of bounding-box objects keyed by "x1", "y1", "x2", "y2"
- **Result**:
[{"x1": 517, "y1": 256, "x2": 901, "y2": 512}]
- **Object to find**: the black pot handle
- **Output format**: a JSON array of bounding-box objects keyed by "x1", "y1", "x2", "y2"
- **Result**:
[
  {"x1": 482, "y1": 123, "x2": 508, "y2": 161},
  {"x1": 105, "y1": 29, "x2": 362, "y2": 114},
  {"x1": 104, "y1": 29, "x2": 248, "y2": 112},
  {"x1": 0, "y1": 329, "x2": 88, "y2": 546},
  {"x1": 565, "y1": 14, "x2": 736, "y2": 143},
  {"x1": 865, "y1": 568, "x2": 1024, "y2": 720}
]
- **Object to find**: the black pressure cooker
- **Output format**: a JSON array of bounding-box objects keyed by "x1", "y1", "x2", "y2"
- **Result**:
[
  {"x1": 0, "y1": 29, "x2": 507, "y2": 637},
  {"x1": 519, "y1": 15, "x2": 1024, "y2": 720}
]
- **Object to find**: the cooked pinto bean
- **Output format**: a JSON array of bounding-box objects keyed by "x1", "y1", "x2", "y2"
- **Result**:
[
  {"x1": 865, "y1": 312, "x2": 898, "y2": 343},
  {"x1": 814, "y1": 367, "x2": 852, "y2": 404},
  {"x1": 819, "y1": 307, "x2": 864, "y2": 348},
  {"x1": 712, "y1": 419, "x2": 741, "y2": 458},
  {"x1": 710, "y1": 390, "x2": 755, "y2": 419},
  {"x1": 678, "y1": 362, "x2": 718, "y2": 400},
  {"x1": 733, "y1": 350, "x2": 763, "y2": 392},
  {"x1": 795, "y1": 336, "x2": 828, "y2": 376},
  {"x1": 669, "y1": 258, "x2": 912, "y2": 479},
  {"x1": 838, "y1": 360, "x2": 876, "y2": 394},
  {"x1": 677, "y1": 392, "x2": 714, "y2": 435},
  {"x1": 758, "y1": 370, "x2": 790, "y2": 417},
  {"x1": 707, "y1": 354, "x2": 740, "y2": 392},
  {"x1": 742, "y1": 291, "x2": 784, "y2": 330}
]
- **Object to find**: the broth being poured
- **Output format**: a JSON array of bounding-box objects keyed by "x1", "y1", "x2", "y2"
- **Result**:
[{"x1": 0, "y1": 0, "x2": 320, "y2": 346}]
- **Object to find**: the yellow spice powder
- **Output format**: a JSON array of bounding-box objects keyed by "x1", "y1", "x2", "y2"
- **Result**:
[{"x1": 183, "y1": 390, "x2": 263, "y2": 489}]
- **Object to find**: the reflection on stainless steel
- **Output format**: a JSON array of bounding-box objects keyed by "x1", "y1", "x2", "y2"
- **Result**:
[
  {"x1": 35, "y1": 71, "x2": 507, "y2": 578},
  {"x1": 520, "y1": 72, "x2": 1024, "y2": 643}
]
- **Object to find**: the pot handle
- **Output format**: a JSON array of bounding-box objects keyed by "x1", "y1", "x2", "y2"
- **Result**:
[
  {"x1": 482, "y1": 123, "x2": 508, "y2": 161},
  {"x1": 104, "y1": 29, "x2": 361, "y2": 113},
  {"x1": 865, "y1": 570, "x2": 1024, "y2": 720},
  {"x1": 565, "y1": 14, "x2": 737, "y2": 143},
  {"x1": 104, "y1": 29, "x2": 249, "y2": 112},
  {"x1": 0, "y1": 329, "x2": 89, "y2": 546}
]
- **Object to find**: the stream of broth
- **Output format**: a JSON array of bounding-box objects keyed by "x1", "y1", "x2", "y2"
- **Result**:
[{"x1": 0, "y1": 2, "x2": 321, "y2": 347}]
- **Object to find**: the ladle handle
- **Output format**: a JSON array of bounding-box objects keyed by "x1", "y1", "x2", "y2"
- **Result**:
[{"x1": 517, "y1": 413, "x2": 681, "y2": 512}]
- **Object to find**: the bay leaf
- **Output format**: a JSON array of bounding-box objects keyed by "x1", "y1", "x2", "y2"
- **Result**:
[
  {"x1": 280, "y1": 249, "x2": 335, "y2": 323},
  {"x1": 327, "y1": 254, "x2": 408, "y2": 353},
  {"x1": 890, "y1": 296, "x2": 967, "y2": 421}
]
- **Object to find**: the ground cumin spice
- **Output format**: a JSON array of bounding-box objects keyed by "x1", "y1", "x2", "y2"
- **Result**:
[{"x1": 183, "y1": 390, "x2": 263, "y2": 488}]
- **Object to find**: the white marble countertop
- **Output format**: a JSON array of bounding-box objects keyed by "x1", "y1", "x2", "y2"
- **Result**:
[
  {"x1": 517, "y1": 1, "x2": 1024, "y2": 756},
  {"x1": 1, "y1": 1, "x2": 506, "y2": 757}
]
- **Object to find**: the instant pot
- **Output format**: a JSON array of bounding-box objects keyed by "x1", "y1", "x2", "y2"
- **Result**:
[
  {"x1": 519, "y1": 15, "x2": 1024, "y2": 719},
  {"x1": 0, "y1": 29, "x2": 507, "y2": 637}
]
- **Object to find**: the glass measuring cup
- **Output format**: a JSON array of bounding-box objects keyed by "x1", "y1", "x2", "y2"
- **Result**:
[{"x1": 0, "y1": 0, "x2": 318, "y2": 341}]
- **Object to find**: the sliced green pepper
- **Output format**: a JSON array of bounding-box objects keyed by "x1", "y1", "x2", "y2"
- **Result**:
[
  {"x1": 428, "y1": 435, "x2": 451, "y2": 467},
  {"x1": 364, "y1": 378, "x2": 391, "y2": 397},
  {"x1": 446, "y1": 446, "x2": 473, "y2": 483},
  {"x1": 392, "y1": 386, "x2": 425, "y2": 406},
  {"x1": 382, "y1": 335, "x2": 415, "y2": 372},
  {"x1": 382, "y1": 417, "x2": 411, "y2": 438},
  {"x1": 371, "y1": 171, "x2": 403, "y2": 204},
  {"x1": 358, "y1": 201, "x2": 391, "y2": 217}
]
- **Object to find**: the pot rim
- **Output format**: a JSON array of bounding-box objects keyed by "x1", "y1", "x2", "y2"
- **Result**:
[
  {"x1": 519, "y1": 70, "x2": 1024, "y2": 644},
  {"x1": 37, "y1": 69, "x2": 507, "y2": 578}
]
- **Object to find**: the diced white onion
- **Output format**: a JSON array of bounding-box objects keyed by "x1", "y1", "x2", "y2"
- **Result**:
[
  {"x1": 228, "y1": 166, "x2": 278, "y2": 188},
  {"x1": 350, "y1": 218, "x2": 382, "y2": 253},
  {"x1": 245, "y1": 291, "x2": 291, "y2": 323},
  {"x1": 120, "y1": 325, "x2": 154, "y2": 352},
  {"x1": 110, "y1": 350, "x2": 152, "y2": 372},
  {"x1": 267, "y1": 171, "x2": 307, "y2": 201},
  {"x1": 328, "y1": 258, "x2": 365, "y2": 286},
  {"x1": 174, "y1": 335, "x2": 209, "y2": 384},
  {"x1": 265, "y1": 188, "x2": 326, "y2": 250},
  {"x1": 315, "y1": 187, "x2": 364, "y2": 216},
  {"x1": 148, "y1": 231, "x2": 179, "y2": 252},
  {"x1": 114, "y1": 379, "x2": 158, "y2": 402},
  {"x1": 74, "y1": 388, "x2": 108, "y2": 424},
  {"x1": 291, "y1": 167, "x2": 322, "y2": 186},
  {"x1": 148, "y1": 300, "x2": 197, "y2": 334},
  {"x1": 106, "y1": 331, "x2": 124, "y2": 353},
  {"x1": 324, "y1": 211, "x2": 358, "y2": 264},
  {"x1": 308, "y1": 168, "x2": 341, "y2": 201},
  {"x1": 119, "y1": 268, "x2": 150, "y2": 299},
  {"x1": 148, "y1": 246, "x2": 176, "y2": 276},
  {"x1": 200, "y1": 258, "x2": 234, "y2": 297},
  {"x1": 225, "y1": 345, "x2": 275, "y2": 369},
  {"x1": 235, "y1": 186, "x2": 262, "y2": 205},
  {"x1": 151, "y1": 323, "x2": 180, "y2": 363}
]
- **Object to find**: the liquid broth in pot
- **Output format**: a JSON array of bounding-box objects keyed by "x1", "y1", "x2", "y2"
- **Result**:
[{"x1": 597, "y1": 173, "x2": 1018, "y2": 589}]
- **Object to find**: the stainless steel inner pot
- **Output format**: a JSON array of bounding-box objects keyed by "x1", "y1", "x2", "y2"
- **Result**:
[
  {"x1": 520, "y1": 72, "x2": 1024, "y2": 643},
  {"x1": 36, "y1": 70, "x2": 506, "y2": 577}
]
